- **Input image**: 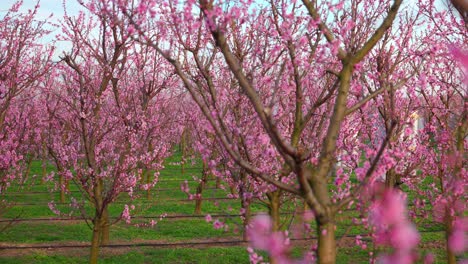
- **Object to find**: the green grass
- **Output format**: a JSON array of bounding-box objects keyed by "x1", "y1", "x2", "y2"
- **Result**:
[
  {"x1": 0, "y1": 247, "x2": 251, "y2": 264},
  {"x1": 0, "y1": 219, "x2": 240, "y2": 243}
]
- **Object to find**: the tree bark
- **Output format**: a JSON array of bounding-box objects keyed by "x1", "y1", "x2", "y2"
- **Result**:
[
  {"x1": 239, "y1": 171, "x2": 251, "y2": 241},
  {"x1": 41, "y1": 158, "x2": 47, "y2": 184},
  {"x1": 100, "y1": 207, "x2": 110, "y2": 245},
  {"x1": 445, "y1": 110, "x2": 466, "y2": 264},
  {"x1": 215, "y1": 177, "x2": 221, "y2": 189},
  {"x1": 54, "y1": 163, "x2": 69, "y2": 203},
  {"x1": 194, "y1": 162, "x2": 208, "y2": 214},
  {"x1": 90, "y1": 178, "x2": 106, "y2": 263},
  {"x1": 59, "y1": 174, "x2": 66, "y2": 203},
  {"x1": 181, "y1": 131, "x2": 186, "y2": 176},
  {"x1": 385, "y1": 168, "x2": 401, "y2": 189},
  {"x1": 308, "y1": 167, "x2": 337, "y2": 264},
  {"x1": 23, "y1": 156, "x2": 33, "y2": 178},
  {"x1": 444, "y1": 214, "x2": 456, "y2": 264},
  {"x1": 20, "y1": 156, "x2": 33, "y2": 187},
  {"x1": 267, "y1": 190, "x2": 281, "y2": 232},
  {"x1": 241, "y1": 196, "x2": 251, "y2": 241},
  {"x1": 145, "y1": 169, "x2": 151, "y2": 200},
  {"x1": 317, "y1": 221, "x2": 337, "y2": 264},
  {"x1": 89, "y1": 221, "x2": 101, "y2": 264},
  {"x1": 194, "y1": 195, "x2": 203, "y2": 214},
  {"x1": 266, "y1": 190, "x2": 282, "y2": 264},
  {"x1": 446, "y1": 238, "x2": 456, "y2": 264}
]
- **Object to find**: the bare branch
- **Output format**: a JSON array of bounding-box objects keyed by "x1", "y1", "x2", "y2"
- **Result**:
[{"x1": 350, "y1": 0, "x2": 403, "y2": 65}]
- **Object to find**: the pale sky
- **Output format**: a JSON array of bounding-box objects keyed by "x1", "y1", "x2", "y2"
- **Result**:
[
  {"x1": 1, "y1": 0, "x2": 83, "y2": 19},
  {"x1": 1, "y1": 0, "x2": 84, "y2": 59},
  {"x1": 0, "y1": 0, "x2": 453, "y2": 60}
]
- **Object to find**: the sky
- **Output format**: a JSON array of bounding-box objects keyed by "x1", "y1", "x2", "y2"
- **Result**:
[
  {"x1": 0, "y1": 0, "x2": 453, "y2": 59},
  {"x1": 1, "y1": 0, "x2": 84, "y2": 59},
  {"x1": 1, "y1": 0, "x2": 83, "y2": 19},
  {"x1": 0, "y1": 0, "x2": 452, "y2": 23}
]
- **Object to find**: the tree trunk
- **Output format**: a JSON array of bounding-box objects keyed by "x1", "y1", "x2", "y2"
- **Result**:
[
  {"x1": 215, "y1": 177, "x2": 221, "y2": 189},
  {"x1": 194, "y1": 196, "x2": 203, "y2": 214},
  {"x1": 90, "y1": 178, "x2": 106, "y2": 263},
  {"x1": 239, "y1": 171, "x2": 251, "y2": 241},
  {"x1": 20, "y1": 156, "x2": 33, "y2": 187},
  {"x1": 241, "y1": 196, "x2": 251, "y2": 241},
  {"x1": 267, "y1": 190, "x2": 281, "y2": 232},
  {"x1": 194, "y1": 162, "x2": 208, "y2": 214},
  {"x1": 308, "y1": 167, "x2": 337, "y2": 264},
  {"x1": 56, "y1": 164, "x2": 69, "y2": 203},
  {"x1": 100, "y1": 207, "x2": 110, "y2": 245},
  {"x1": 446, "y1": 239, "x2": 456, "y2": 264},
  {"x1": 317, "y1": 221, "x2": 337, "y2": 264},
  {"x1": 266, "y1": 190, "x2": 281, "y2": 264},
  {"x1": 41, "y1": 158, "x2": 47, "y2": 184},
  {"x1": 445, "y1": 214, "x2": 457, "y2": 264},
  {"x1": 89, "y1": 222, "x2": 101, "y2": 264},
  {"x1": 145, "y1": 169, "x2": 151, "y2": 200},
  {"x1": 385, "y1": 168, "x2": 401, "y2": 189},
  {"x1": 41, "y1": 140, "x2": 48, "y2": 184},
  {"x1": 181, "y1": 131, "x2": 186, "y2": 176},
  {"x1": 139, "y1": 165, "x2": 147, "y2": 184},
  {"x1": 23, "y1": 156, "x2": 33, "y2": 178},
  {"x1": 59, "y1": 174, "x2": 66, "y2": 203},
  {"x1": 144, "y1": 141, "x2": 154, "y2": 200},
  {"x1": 181, "y1": 161, "x2": 185, "y2": 176},
  {"x1": 229, "y1": 185, "x2": 237, "y2": 196}
]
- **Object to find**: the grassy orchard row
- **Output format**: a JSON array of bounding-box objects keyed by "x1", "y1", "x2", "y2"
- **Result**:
[
  {"x1": 0, "y1": 153, "x2": 252, "y2": 263},
  {"x1": 0, "y1": 152, "x2": 457, "y2": 263}
]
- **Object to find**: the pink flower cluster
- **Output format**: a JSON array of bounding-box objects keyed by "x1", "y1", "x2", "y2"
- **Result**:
[
  {"x1": 370, "y1": 190, "x2": 420, "y2": 264},
  {"x1": 121, "y1": 204, "x2": 135, "y2": 224},
  {"x1": 180, "y1": 180, "x2": 190, "y2": 193},
  {"x1": 449, "y1": 46, "x2": 468, "y2": 84},
  {"x1": 448, "y1": 217, "x2": 467, "y2": 254},
  {"x1": 247, "y1": 215, "x2": 291, "y2": 263}
]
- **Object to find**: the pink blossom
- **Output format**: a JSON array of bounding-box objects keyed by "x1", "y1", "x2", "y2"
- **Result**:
[
  {"x1": 390, "y1": 223, "x2": 420, "y2": 250},
  {"x1": 128, "y1": 25, "x2": 135, "y2": 35},
  {"x1": 247, "y1": 247, "x2": 264, "y2": 264},
  {"x1": 180, "y1": 180, "x2": 190, "y2": 193},
  {"x1": 303, "y1": 210, "x2": 315, "y2": 221},
  {"x1": 371, "y1": 190, "x2": 407, "y2": 226},
  {"x1": 448, "y1": 229, "x2": 465, "y2": 253},
  {"x1": 321, "y1": 229, "x2": 327, "y2": 236},
  {"x1": 449, "y1": 218, "x2": 467, "y2": 253},
  {"x1": 432, "y1": 197, "x2": 448, "y2": 223},
  {"x1": 136, "y1": 3, "x2": 148, "y2": 15},
  {"x1": 247, "y1": 215, "x2": 290, "y2": 261},
  {"x1": 122, "y1": 205, "x2": 131, "y2": 224},
  {"x1": 379, "y1": 253, "x2": 414, "y2": 264},
  {"x1": 48, "y1": 201, "x2": 61, "y2": 215},
  {"x1": 213, "y1": 219, "x2": 224, "y2": 229},
  {"x1": 449, "y1": 46, "x2": 468, "y2": 73},
  {"x1": 371, "y1": 190, "x2": 419, "y2": 262},
  {"x1": 423, "y1": 253, "x2": 434, "y2": 264},
  {"x1": 239, "y1": 208, "x2": 246, "y2": 215},
  {"x1": 205, "y1": 214, "x2": 212, "y2": 223}
]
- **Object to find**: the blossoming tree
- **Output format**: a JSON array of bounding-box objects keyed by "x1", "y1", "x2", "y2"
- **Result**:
[
  {"x1": 0, "y1": 1, "x2": 53, "y2": 194},
  {"x1": 40, "y1": 1, "x2": 180, "y2": 262}
]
